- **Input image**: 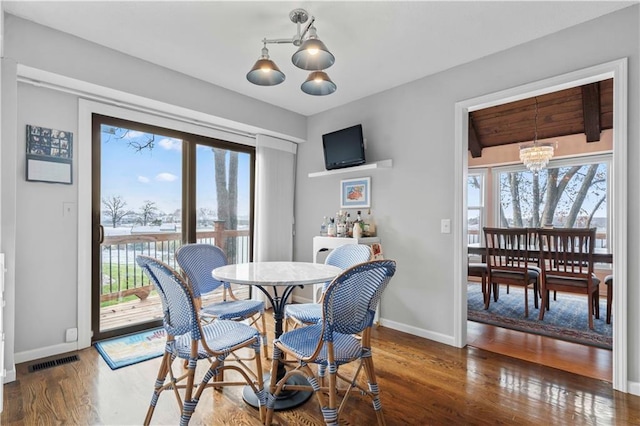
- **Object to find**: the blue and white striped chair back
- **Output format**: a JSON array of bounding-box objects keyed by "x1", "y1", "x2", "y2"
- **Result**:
[
  {"x1": 325, "y1": 244, "x2": 373, "y2": 269},
  {"x1": 175, "y1": 243, "x2": 228, "y2": 298},
  {"x1": 320, "y1": 244, "x2": 372, "y2": 293},
  {"x1": 322, "y1": 260, "x2": 396, "y2": 337},
  {"x1": 137, "y1": 255, "x2": 201, "y2": 340}
]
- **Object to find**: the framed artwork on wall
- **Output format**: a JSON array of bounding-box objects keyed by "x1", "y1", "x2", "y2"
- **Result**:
[
  {"x1": 25, "y1": 124, "x2": 73, "y2": 184},
  {"x1": 340, "y1": 177, "x2": 371, "y2": 208}
]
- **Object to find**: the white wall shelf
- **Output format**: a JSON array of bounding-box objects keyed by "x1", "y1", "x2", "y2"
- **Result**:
[{"x1": 308, "y1": 159, "x2": 393, "y2": 178}]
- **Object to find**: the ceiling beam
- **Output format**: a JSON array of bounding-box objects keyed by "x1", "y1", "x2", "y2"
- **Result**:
[
  {"x1": 468, "y1": 117, "x2": 482, "y2": 158},
  {"x1": 582, "y1": 82, "x2": 601, "y2": 142}
]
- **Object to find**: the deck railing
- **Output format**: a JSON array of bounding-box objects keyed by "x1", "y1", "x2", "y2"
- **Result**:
[{"x1": 100, "y1": 223, "x2": 250, "y2": 303}]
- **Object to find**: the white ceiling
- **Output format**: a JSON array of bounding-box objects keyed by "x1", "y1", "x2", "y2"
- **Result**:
[{"x1": 3, "y1": 1, "x2": 636, "y2": 116}]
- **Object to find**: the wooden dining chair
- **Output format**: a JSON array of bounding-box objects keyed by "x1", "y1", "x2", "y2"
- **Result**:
[
  {"x1": 483, "y1": 227, "x2": 540, "y2": 316},
  {"x1": 468, "y1": 262, "x2": 495, "y2": 309},
  {"x1": 536, "y1": 227, "x2": 600, "y2": 329},
  {"x1": 604, "y1": 275, "x2": 613, "y2": 324}
]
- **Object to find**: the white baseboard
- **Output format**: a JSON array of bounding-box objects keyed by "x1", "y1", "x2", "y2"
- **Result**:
[
  {"x1": 379, "y1": 318, "x2": 456, "y2": 346},
  {"x1": 14, "y1": 342, "x2": 79, "y2": 364},
  {"x1": 291, "y1": 295, "x2": 313, "y2": 304},
  {"x1": 628, "y1": 380, "x2": 640, "y2": 396},
  {"x1": 2, "y1": 366, "x2": 16, "y2": 384}
]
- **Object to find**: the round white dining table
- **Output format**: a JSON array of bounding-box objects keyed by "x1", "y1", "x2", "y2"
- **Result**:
[{"x1": 212, "y1": 261, "x2": 342, "y2": 410}]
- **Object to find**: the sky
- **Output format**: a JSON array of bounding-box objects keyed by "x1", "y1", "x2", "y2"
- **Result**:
[{"x1": 100, "y1": 125, "x2": 251, "y2": 220}]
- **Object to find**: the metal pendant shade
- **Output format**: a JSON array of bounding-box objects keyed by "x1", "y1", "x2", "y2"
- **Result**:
[
  {"x1": 291, "y1": 28, "x2": 335, "y2": 71},
  {"x1": 246, "y1": 47, "x2": 285, "y2": 86},
  {"x1": 301, "y1": 71, "x2": 337, "y2": 96}
]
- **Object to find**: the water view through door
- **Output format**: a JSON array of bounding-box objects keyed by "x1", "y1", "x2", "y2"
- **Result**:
[{"x1": 91, "y1": 114, "x2": 254, "y2": 341}]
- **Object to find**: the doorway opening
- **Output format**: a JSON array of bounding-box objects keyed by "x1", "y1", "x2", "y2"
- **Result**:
[{"x1": 454, "y1": 59, "x2": 628, "y2": 391}]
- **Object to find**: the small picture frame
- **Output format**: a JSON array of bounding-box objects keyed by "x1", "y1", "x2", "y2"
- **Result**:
[
  {"x1": 26, "y1": 125, "x2": 73, "y2": 184},
  {"x1": 340, "y1": 177, "x2": 371, "y2": 208}
]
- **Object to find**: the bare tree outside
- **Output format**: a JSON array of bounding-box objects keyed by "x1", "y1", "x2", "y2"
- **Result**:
[
  {"x1": 102, "y1": 125, "x2": 156, "y2": 152},
  {"x1": 499, "y1": 163, "x2": 607, "y2": 229},
  {"x1": 137, "y1": 200, "x2": 159, "y2": 226},
  {"x1": 213, "y1": 148, "x2": 239, "y2": 260},
  {"x1": 102, "y1": 195, "x2": 130, "y2": 228}
]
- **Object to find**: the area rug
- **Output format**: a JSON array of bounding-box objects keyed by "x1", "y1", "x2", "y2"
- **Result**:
[
  {"x1": 467, "y1": 284, "x2": 612, "y2": 350},
  {"x1": 95, "y1": 327, "x2": 166, "y2": 370}
]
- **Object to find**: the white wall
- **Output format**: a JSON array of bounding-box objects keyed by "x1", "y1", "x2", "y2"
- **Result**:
[
  {"x1": 1, "y1": 14, "x2": 307, "y2": 378},
  {"x1": 15, "y1": 84, "x2": 79, "y2": 352},
  {"x1": 294, "y1": 6, "x2": 640, "y2": 386}
]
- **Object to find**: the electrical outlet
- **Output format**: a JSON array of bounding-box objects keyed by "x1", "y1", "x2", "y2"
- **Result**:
[{"x1": 441, "y1": 219, "x2": 451, "y2": 234}]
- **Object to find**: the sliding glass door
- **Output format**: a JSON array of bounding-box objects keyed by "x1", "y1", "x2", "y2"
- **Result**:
[{"x1": 91, "y1": 114, "x2": 254, "y2": 341}]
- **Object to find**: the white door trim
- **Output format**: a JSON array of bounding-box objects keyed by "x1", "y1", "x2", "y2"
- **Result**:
[{"x1": 454, "y1": 58, "x2": 628, "y2": 392}]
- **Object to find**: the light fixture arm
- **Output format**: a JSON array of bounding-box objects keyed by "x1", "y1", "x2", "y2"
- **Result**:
[{"x1": 261, "y1": 15, "x2": 316, "y2": 46}]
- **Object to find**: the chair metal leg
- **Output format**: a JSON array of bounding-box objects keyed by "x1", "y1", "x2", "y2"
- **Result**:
[{"x1": 260, "y1": 313, "x2": 269, "y2": 359}]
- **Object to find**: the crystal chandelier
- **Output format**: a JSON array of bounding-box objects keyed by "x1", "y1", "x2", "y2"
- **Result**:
[{"x1": 519, "y1": 97, "x2": 554, "y2": 173}]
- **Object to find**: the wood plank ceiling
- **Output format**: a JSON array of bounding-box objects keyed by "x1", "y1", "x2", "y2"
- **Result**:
[{"x1": 468, "y1": 78, "x2": 613, "y2": 158}]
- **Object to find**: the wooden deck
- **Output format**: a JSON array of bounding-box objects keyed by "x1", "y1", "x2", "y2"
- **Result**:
[{"x1": 99, "y1": 286, "x2": 251, "y2": 331}]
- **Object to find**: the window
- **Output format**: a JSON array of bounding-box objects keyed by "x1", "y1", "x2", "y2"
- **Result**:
[
  {"x1": 467, "y1": 171, "x2": 486, "y2": 246},
  {"x1": 494, "y1": 155, "x2": 610, "y2": 249}
]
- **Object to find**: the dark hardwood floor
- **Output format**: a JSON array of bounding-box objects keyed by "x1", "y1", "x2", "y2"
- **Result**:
[
  {"x1": 3, "y1": 313, "x2": 638, "y2": 425},
  {"x1": 467, "y1": 321, "x2": 612, "y2": 382}
]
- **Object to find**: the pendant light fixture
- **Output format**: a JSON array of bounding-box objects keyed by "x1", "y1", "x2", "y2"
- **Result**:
[
  {"x1": 301, "y1": 71, "x2": 337, "y2": 96},
  {"x1": 246, "y1": 9, "x2": 336, "y2": 96},
  {"x1": 246, "y1": 42, "x2": 286, "y2": 86},
  {"x1": 519, "y1": 97, "x2": 555, "y2": 173}
]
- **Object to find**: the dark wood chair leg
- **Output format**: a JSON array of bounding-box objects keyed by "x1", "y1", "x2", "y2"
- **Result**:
[{"x1": 607, "y1": 280, "x2": 613, "y2": 324}]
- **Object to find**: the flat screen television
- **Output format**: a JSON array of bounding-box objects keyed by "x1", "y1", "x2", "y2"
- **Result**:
[{"x1": 322, "y1": 124, "x2": 366, "y2": 170}]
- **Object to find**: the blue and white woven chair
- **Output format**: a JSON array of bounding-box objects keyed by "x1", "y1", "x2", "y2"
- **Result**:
[
  {"x1": 175, "y1": 243, "x2": 268, "y2": 358},
  {"x1": 265, "y1": 259, "x2": 396, "y2": 426},
  {"x1": 136, "y1": 255, "x2": 265, "y2": 426},
  {"x1": 284, "y1": 244, "x2": 372, "y2": 331}
]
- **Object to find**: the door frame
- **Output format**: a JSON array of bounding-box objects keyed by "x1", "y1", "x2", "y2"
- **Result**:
[
  {"x1": 78, "y1": 99, "x2": 256, "y2": 347},
  {"x1": 453, "y1": 58, "x2": 628, "y2": 392}
]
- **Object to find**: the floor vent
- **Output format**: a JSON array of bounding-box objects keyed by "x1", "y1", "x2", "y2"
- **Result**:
[{"x1": 28, "y1": 354, "x2": 79, "y2": 372}]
